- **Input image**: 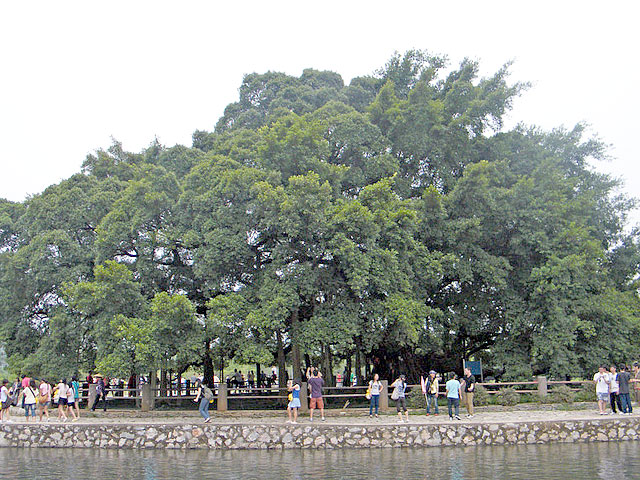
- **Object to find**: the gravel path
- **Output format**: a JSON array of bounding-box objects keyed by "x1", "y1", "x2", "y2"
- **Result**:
[{"x1": 5, "y1": 405, "x2": 637, "y2": 426}]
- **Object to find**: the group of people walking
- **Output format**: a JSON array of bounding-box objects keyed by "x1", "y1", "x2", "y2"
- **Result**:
[
  {"x1": 0, "y1": 375, "x2": 81, "y2": 423},
  {"x1": 0, "y1": 374, "x2": 114, "y2": 423}
]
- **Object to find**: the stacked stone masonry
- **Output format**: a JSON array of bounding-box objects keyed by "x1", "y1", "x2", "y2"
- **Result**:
[{"x1": 1, "y1": 419, "x2": 638, "y2": 449}]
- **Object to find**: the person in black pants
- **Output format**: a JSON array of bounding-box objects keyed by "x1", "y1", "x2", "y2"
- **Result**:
[
  {"x1": 609, "y1": 365, "x2": 622, "y2": 414},
  {"x1": 91, "y1": 376, "x2": 107, "y2": 411}
]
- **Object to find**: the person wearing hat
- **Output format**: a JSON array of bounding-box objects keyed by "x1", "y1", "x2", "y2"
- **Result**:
[
  {"x1": 426, "y1": 370, "x2": 439, "y2": 416},
  {"x1": 391, "y1": 375, "x2": 409, "y2": 423}
]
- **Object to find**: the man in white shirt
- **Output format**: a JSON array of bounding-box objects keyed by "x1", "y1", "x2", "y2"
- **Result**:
[{"x1": 594, "y1": 366, "x2": 610, "y2": 415}]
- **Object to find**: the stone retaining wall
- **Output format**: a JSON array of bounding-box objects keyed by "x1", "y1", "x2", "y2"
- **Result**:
[{"x1": 1, "y1": 419, "x2": 638, "y2": 449}]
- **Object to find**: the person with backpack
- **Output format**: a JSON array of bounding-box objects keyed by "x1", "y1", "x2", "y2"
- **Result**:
[
  {"x1": 20, "y1": 379, "x2": 38, "y2": 422},
  {"x1": 194, "y1": 379, "x2": 212, "y2": 423},
  {"x1": 38, "y1": 379, "x2": 51, "y2": 422},
  {"x1": 286, "y1": 379, "x2": 301, "y2": 424},
  {"x1": 426, "y1": 370, "x2": 440, "y2": 416}
]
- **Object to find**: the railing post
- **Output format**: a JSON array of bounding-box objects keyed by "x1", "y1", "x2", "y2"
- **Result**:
[
  {"x1": 217, "y1": 383, "x2": 228, "y2": 411},
  {"x1": 141, "y1": 383, "x2": 154, "y2": 411},
  {"x1": 87, "y1": 383, "x2": 96, "y2": 410},
  {"x1": 300, "y1": 382, "x2": 309, "y2": 412},
  {"x1": 537, "y1": 376, "x2": 547, "y2": 398},
  {"x1": 380, "y1": 380, "x2": 389, "y2": 412}
]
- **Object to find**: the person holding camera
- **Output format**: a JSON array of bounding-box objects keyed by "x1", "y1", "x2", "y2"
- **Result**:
[{"x1": 306, "y1": 366, "x2": 325, "y2": 422}]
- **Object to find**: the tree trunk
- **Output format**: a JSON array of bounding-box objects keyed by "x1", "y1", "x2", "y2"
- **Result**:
[
  {"x1": 322, "y1": 343, "x2": 334, "y2": 387},
  {"x1": 276, "y1": 330, "x2": 286, "y2": 402},
  {"x1": 304, "y1": 353, "x2": 312, "y2": 373},
  {"x1": 365, "y1": 356, "x2": 371, "y2": 381},
  {"x1": 203, "y1": 340, "x2": 214, "y2": 387},
  {"x1": 345, "y1": 355, "x2": 352, "y2": 387},
  {"x1": 276, "y1": 330, "x2": 286, "y2": 386},
  {"x1": 290, "y1": 308, "x2": 302, "y2": 381}
]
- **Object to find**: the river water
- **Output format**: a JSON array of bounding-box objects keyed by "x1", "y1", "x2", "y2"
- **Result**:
[{"x1": 1, "y1": 442, "x2": 639, "y2": 479}]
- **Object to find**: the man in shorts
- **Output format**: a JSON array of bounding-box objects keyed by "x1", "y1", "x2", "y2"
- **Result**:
[
  {"x1": 306, "y1": 367, "x2": 325, "y2": 422},
  {"x1": 594, "y1": 366, "x2": 610, "y2": 415}
]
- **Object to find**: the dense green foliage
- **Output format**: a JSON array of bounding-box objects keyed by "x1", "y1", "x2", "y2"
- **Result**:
[{"x1": 1, "y1": 51, "x2": 639, "y2": 384}]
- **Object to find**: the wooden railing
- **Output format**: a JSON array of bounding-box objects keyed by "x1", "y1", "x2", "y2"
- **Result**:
[{"x1": 78, "y1": 377, "x2": 594, "y2": 411}]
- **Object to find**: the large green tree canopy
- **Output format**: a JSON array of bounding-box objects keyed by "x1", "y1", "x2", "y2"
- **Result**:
[{"x1": 1, "y1": 50, "x2": 639, "y2": 382}]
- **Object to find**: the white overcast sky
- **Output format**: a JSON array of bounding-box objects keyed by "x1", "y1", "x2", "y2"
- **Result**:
[{"x1": 1, "y1": 1, "x2": 638, "y2": 225}]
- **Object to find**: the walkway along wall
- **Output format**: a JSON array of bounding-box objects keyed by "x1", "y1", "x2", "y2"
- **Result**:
[{"x1": 1, "y1": 418, "x2": 639, "y2": 449}]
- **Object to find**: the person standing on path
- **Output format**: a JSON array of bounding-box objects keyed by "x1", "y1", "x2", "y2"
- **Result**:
[
  {"x1": 463, "y1": 368, "x2": 476, "y2": 418},
  {"x1": 194, "y1": 379, "x2": 212, "y2": 423},
  {"x1": 20, "y1": 379, "x2": 38, "y2": 422},
  {"x1": 306, "y1": 367, "x2": 325, "y2": 422},
  {"x1": 368, "y1": 374, "x2": 382, "y2": 418},
  {"x1": 391, "y1": 375, "x2": 409, "y2": 423},
  {"x1": 632, "y1": 363, "x2": 640, "y2": 405},
  {"x1": 617, "y1": 365, "x2": 633, "y2": 415},
  {"x1": 286, "y1": 379, "x2": 301, "y2": 424},
  {"x1": 38, "y1": 379, "x2": 51, "y2": 422},
  {"x1": 446, "y1": 372, "x2": 461, "y2": 420},
  {"x1": 1, "y1": 380, "x2": 11, "y2": 422},
  {"x1": 426, "y1": 370, "x2": 439, "y2": 416},
  {"x1": 608, "y1": 365, "x2": 622, "y2": 414},
  {"x1": 594, "y1": 366, "x2": 610, "y2": 415}
]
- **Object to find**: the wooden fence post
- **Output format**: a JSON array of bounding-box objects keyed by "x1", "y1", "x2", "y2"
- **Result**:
[
  {"x1": 380, "y1": 380, "x2": 389, "y2": 412},
  {"x1": 300, "y1": 382, "x2": 309, "y2": 412},
  {"x1": 141, "y1": 383, "x2": 154, "y2": 411},
  {"x1": 537, "y1": 376, "x2": 547, "y2": 398},
  {"x1": 87, "y1": 383, "x2": 96, "y2": 410},
  {"x1": 217, "y1": 383, "x2": 228, "y2": 412}
]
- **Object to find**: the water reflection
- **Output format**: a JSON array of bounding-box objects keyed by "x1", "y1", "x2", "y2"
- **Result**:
[{"x1": 1, "y1": 442, "x2": 639, "y2": 479}]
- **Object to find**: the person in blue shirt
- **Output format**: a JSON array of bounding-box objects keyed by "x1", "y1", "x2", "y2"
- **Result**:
[
  {"x1": 286, "y1": 379, "x2": 301, "y2": 424},
  {"x1": 445, "y1": 372, "x2": 462, "y2": 420},
  {"x1": 71, "y1": 375, "x2": 80, "y2": 419}
]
